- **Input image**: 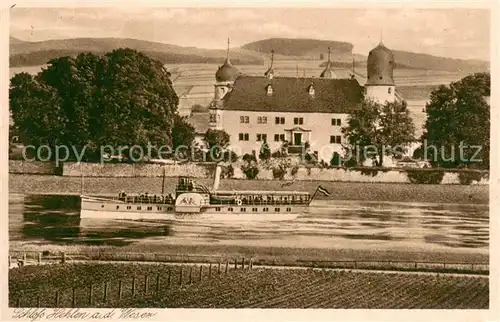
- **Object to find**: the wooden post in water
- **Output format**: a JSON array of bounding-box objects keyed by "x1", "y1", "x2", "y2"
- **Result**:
[
  {"x1": 199, "y1": 266, "x2": 203, "y2": 282},
  {"x1": 225, "y1": 261, "x2": 229, "y2": 275},
  {"x1": 168, "y1": 269, "x2": 171, "y2": 287},
  {"x1": 234, "y1": 258, "x2": 237, "y2": 269},
  {"x1": 88, "y1": 285, "x2": 93, "y2": 306},
  {"x1": 249, "y1": 258, "x2": 253, "y2": 270},
  {"x1": 208, "y1": 263, "x2": 212, "y2": 278},
  {"x1": 118, "y1": 280, "x2": 123, "y2": 300},
  {"x1": 38, "y1": 253, "x2": 42, "y2": 265},
  {"x1": 242, "y1": 258, "x2": 245, "y2": 270},
  {"x1": 218, "y1": 262, "x2": 221, "y2": 275},
  {"x1": 61, "y1": 252, "x2": 66, "y2": 264}
]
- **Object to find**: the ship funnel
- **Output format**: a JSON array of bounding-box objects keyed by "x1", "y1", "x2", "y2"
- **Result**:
[{"x1": 213, "y1": 164, "x2": 222, "y2": 191}]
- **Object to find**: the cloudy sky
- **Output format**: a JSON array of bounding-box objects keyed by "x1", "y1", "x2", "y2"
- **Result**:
[{"x1": 10, "y1": 7, "x2": 490, "y2": 61}]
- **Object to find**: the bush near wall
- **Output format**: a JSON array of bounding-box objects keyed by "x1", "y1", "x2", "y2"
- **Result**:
[{"x1": 405, "y1": 168, "x2": 446, "y2": 184}]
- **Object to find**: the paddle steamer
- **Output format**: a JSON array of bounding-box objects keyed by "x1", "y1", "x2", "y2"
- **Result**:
[{"x1": 80, "y1": 166, "x2": 329, "y2": 221}]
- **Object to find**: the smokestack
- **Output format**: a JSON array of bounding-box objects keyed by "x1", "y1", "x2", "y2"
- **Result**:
[{"x1": 213, "y1": 164, "x2": 222, "y2": 191}]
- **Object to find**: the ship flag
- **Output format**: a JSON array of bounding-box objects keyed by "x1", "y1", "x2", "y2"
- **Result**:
[{"x1": 317, "y1": 185, "x2": 331, "y2": 196}]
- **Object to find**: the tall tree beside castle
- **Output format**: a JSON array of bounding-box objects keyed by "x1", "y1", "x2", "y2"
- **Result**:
[
  {"x1": 9, "y1": 48, "x2": 179, "y2": 161},
  {"x1": 421, "y1": 72, "x2": 490, "y2": 169}
]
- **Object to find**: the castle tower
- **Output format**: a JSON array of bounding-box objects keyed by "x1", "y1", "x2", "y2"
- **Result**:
[
  {"x1": 264, "y1": 50, "x2": 275, "y2": 79},
  {"x1": 210, "y1": 38, "x2": 241, "y2": 130},
  {"x1": 365, "y1": 38, "x2": 396, "y2": 104},
  {"x1": 320, "y1": 46, "x2": 336, "y2": 79}
]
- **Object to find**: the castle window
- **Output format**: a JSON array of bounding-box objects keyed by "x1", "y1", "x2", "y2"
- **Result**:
[
  {"x1": 331, "y1": 118, "x2": 341, "y2": 126},
  {"x1": 127, "y1": 206, "x2": 131, "y2": 210},
  {"x1": 330, "y1": 135, "x2": 342, "y2": 144},
  {"x1": 257, "y1": 116, "x2": 267, "y2": 124},
  {"x1": 266, "y1": 85, "x2": 273, "y2": 95},
  {"x1": 294, "y1": 117, "x2": 304, "y2": 125},
  {"x1": 257, "y1": 134, "x2": 267, "y2": 142},
  {"x1": 275, "y1": 117, "x2": 285, "y2": 125},
  {"x1": 240, "y1": 116, "x2": 249, "y2": 123},
  {"x1": 209, "y1": 114, "x2": 217, "y2": 123},
  {"x1": 239, "y1": 133, "x2": 249, "y2": 141},
  {"x1": 388, "y1": 87, "x2": 392, "y2": 94}
]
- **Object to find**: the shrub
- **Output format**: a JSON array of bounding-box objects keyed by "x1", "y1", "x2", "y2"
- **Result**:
[
  {"x1": 242, "y1": 153, "x2": 257, "y2": 163},
  {"x1": 330, "y1": 152, "x2": 342, "y2": 167},
  {"x1": 272, "y1": 166, "x2": 286, "y2": 180},
  {"x1": 242, "y1": 165, "x2": 259, "y2": 179},
  {"x1": 406, "y1": 169, "x2": 445, "y2": 184},
  {"x1": 221, "y1": 150, "x2": 239, "y2": 163},
  {"x1": 259, "y1": 142, "x2": 271, "y2": 161},
  {"x1": 291, "y1": 165, "x2": 299, "y2": 176},
  {"x1": 457, "y1": 171, "x2": 485, "y2": 185},
  {"x1": 359, "y1": 168, "x2": 379, "y2": 177}
]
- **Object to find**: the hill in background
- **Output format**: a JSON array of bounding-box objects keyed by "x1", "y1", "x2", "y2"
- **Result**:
[
  {"x1": 9, "y1": 36, "x2": 489, "y2": 74},
  {"x1": 9, "y1": 37, "x2": 265, "y2": 67},
  {"x1": 245, "y1": 38, "x2": 489, "y2": 73}
]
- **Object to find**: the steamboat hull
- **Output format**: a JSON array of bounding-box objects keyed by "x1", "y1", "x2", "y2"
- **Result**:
[{"x1": 80, "y1": 196, "x2": 305, "y2": 221}]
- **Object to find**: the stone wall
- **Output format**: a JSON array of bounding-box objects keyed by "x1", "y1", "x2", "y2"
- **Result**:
[
  {"x1": 9, "y1": 160, "x2": 57, "y2": 175},
  {"x1": 62, "y1": 162, "x2": 213, "y2": 178}
]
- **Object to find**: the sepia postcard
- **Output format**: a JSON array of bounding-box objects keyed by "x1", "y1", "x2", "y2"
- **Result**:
[{"x1": 1, "y1": 1, "x2": 498, "y2": 321}]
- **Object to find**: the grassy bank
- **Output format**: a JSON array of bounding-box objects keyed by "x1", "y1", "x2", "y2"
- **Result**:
[
  {"x1": 10, "y1": 242, "x2": 489, "y2": 269},
  {"x1": 9, "y1": 263, "x2": 489, "y2": 308},
  {"x1": 9, "y1": 174, "x2": 489, "y2": 204}
]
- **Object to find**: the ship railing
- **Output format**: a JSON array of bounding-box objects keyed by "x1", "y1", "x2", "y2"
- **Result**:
[{"x1": 116, "y1": 195, "x2": 175, "y2": 205}]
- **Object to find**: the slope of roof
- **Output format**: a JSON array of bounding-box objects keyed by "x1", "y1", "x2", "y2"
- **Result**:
[
  {"x1": 223, "y1": 76, "x2": 363, "y2": 113},
  {"x1": 188, "y1": 112, "x2": 209, "y2": 134}
]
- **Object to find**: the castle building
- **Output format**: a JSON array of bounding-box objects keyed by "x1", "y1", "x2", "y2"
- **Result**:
[{"x1": 208, "y1": 40, "x2": 400, "y2": 162}]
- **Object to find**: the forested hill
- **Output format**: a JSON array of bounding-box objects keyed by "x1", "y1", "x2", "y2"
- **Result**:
[
  {"x1": 244, "y1": 38, "x2": 489, "y2": 73},
  {"x1": 9, "y1": 37, "x2": 265, "y2": 67},
  {"x1": 242, "y1": 38, "x2": 353, "y2": 57}
]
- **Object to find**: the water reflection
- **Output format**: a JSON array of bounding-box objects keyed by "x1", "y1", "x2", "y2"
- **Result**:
[{"x1": 9, "y1": 194, "x2": 489, "y2": 250}]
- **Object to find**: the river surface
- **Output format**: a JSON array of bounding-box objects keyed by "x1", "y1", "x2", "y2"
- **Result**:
[{"x1": 9, "y1": 194, "x2": 488, "y2": 254}]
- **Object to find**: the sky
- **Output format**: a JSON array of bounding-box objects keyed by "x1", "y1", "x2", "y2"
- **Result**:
[{"x1": 10, "y1": 7, "x2": 491, "y2": 61}]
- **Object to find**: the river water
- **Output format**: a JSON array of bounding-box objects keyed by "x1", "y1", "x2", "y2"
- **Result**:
[{"x1": 9, "y1": 194, "x2": 488, "y2": 254}]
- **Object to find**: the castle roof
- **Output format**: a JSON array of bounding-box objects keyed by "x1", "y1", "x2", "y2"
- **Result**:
[
  {"x1": 215, "y1": 58, "x2": 240, "y2": 82},
  {"x1": 222, "y1": 76, "x2": 363, "y2": 114}
]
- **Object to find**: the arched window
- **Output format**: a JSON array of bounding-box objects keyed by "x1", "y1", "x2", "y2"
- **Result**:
[{"x1": 388, "y1": 87, "x2": 392, "y2": 94}]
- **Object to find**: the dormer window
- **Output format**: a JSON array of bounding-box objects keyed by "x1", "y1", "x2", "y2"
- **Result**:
[
  {"x1": 266, "y1": 84, "x2": 273, "y2": 95},
  {"x1": 308, "y1": 85, "x2": 315, "y2": 96}
]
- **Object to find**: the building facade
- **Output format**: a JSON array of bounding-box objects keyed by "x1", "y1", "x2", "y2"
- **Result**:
[{"x1": 208, "y1": 40, "x2": 401, "y2": 163}]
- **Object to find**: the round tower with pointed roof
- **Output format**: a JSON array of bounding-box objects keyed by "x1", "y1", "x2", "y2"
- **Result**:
[
  {"x1": 365, "y1": 38, "x2": 396, "y2": 103},
  {"x1": 211, "y1": 38, "x2": 240, "y2": 130},
  {"x1": 320, "y1": 46, "x2": 336, "y2": 79},
  {"x1": 264, "y1": 50, "x2": 275, "y2": 79}
]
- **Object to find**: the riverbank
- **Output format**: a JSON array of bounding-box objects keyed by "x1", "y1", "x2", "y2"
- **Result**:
[{"x1": 9, "y1": 174, "x2": 489, "y2": 204}]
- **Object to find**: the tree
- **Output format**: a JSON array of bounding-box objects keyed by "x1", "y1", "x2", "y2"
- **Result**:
[
  {"x1": 259, "y1": 141, "x2": 271, "y2": 160},
  {"x1": 171, "y1": 115, "x2": 196, "y2": 152},
  {"x1": 422, "y1": 72, "x2": 490, "y2": 169},
  {"x1": 204, "y1": 129, "x2": 230, "y2": 161},
  {"x1": 9, "y1": 49, "x2": 179, "y2": 162},
  {"x1": 342, "y1": 98, "x2": 416, "y2": 167}
]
